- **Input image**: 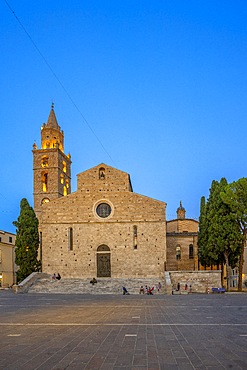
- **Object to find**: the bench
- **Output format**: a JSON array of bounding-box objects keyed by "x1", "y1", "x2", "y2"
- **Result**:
[{"x1": 212, "y1": 287, "x2": 226, "y2": 293}]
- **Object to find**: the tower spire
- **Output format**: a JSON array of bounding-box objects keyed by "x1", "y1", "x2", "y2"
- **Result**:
[
  {"x1": 47, "y1": 102, "x2": 59, "y2": 130},
  {"x1": 40, "y1": 105, "x2": 64, "y2": 151}
]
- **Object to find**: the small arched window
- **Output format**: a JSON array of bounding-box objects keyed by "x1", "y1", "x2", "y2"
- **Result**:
[
  {"x1": 63, "y1": 161, "x2": 67, "y2": 173},
  {"x1": 41, "y1": 198, "x2": 50, "y2": 204},
  {"x1": 41, "y1": 172, "x2": 48, "y2": 192},
  {"x1": 133, "y1": 225, "x2": 137, "y2": 237},
  {"x1": 99, "y1": 167, "x2": 105, "y2": 180},
  {"x1": 176, "y1": 245, "x2": 181, "y2": 260},
  {"x1": 60, "y1": 174, "x2": 64, "y2": 184},
  {"x1": 133, "y1": 225, "x2": 138, "y2": 249},
  {"x1": 68, "y1": 227, "x2": 73, "y2": 251},
  {"x1": 41, "y1": 156, "x2": 48, "y2": 168},
  {"x1": 189, "y1": 244, "x2": 194, "y2": 259}
]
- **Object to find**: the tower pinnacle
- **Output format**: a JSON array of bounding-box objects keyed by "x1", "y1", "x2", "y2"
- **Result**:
[
  {"x1": 177, "y1": 201, "x2": 186, "y2": 219},
  {"x1": 47, "y1": 103, "x2": 59, "y2": 130},
  {"x1": 41, "y1": 105, "x2": 64, "y2": 151}
]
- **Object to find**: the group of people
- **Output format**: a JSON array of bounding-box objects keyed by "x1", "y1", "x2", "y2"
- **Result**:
[
  {"x1": 122, "y1": 282, "x2": 162, "y2": 295},
  {"x1": 139, "y1": 283, "x2": 161, "y2": 295},
  {"x1": 176, "y1": 282, "x2": 192, "y2": 293},
  {"x1": 51, "y1": 273, "x2": 61, "y2": 281}
]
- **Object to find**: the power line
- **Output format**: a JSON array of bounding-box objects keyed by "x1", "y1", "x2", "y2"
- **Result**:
[{"x1": 4, "y1": 0, "x2": 117, "y2": 167}]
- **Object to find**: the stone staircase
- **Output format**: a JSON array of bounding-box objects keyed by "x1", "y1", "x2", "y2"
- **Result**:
[{"x1": 28, "y1": 274, "x2": 166, "y2": 295}]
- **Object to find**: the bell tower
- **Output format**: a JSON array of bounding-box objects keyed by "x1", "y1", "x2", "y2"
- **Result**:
[
  {"x1": 33, "y1": 104, "x2": 72, "y2": 219},
  {"x1": 177, "y1": 201, "x2": 186, "y2": 219}
]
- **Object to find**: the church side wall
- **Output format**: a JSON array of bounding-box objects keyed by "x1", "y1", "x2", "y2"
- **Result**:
[{"x1": 166, "y1": 234, "x2": 198, "y2": 271}]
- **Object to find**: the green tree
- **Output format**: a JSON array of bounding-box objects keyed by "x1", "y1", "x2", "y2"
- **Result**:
[
  {"x1": 198, "y1": 196, "x2": 209, "y2": 267},
  {"x1": 221, "y1": 178, "x2": 247, "y2": 291},
  {"x1": 198, "y1": 181, "x2": 223, "y2": 269},
  {"x1": 207, "y1": 178, "x2": 242, "y2": 290},
  {"x1": 198, "y1": 179, "x2": 242, "y2": 290},
  {"x1": 13, "y1": 198, "x2": 41, "y2": 283}
]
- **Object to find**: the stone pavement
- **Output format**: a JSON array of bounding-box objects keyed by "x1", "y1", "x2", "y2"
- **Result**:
[{"x1": 0, "y1": 290, "x2": 247, "y2": 370}]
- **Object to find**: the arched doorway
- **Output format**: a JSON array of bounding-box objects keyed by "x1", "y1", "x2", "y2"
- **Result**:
[{"x1": 97, "y1": 245, "x2": 111, "y2": 277}]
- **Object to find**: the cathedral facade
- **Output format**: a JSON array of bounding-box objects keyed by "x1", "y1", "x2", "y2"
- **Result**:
[
  {"x1": 33, "y1": 106, "x2": 198, "y2": 279},
  {"x1": 33, "y1": 106, "x2": 167, "y2": 279}
]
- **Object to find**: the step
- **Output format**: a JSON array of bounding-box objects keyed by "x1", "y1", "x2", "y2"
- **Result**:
[{"x1": 28, "y1": 277, "x2": 166, "y2": 295}]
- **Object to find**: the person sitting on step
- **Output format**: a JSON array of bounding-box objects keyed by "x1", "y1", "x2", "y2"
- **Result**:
[
  {"x1": 90, "y1": 278, "x2": 97, "y2": 285},
  {"x1": 122, "y1": 286, "x2": 129, "y2": 295},
  {"x1": 139, "y1": 286, "x2": 145, "y2": 294}
]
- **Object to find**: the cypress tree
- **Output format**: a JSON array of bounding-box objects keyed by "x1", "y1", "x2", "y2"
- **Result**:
[
  {"x1": 199, "y1": 180, "x2": 221, "y2": 268},
  {"x1": 198, "y1": 196, "x2": 208, "y2": 268},
  {"x1": 13, "y1": 198, "x2": 41, "y2": 283},
  {"x1": 198, "y1": 179, "x2": 242, "y2": 290},
  {"x1": 221, "y1": 178, "x2": 247, "y2": 291},
  {"x1": 207, "y1": 178, "x2": 242, "y2": 290}
]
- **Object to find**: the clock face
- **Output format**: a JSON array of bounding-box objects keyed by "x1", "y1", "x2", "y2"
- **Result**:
[
  {"x1": 96, "y1": 203, "x2": 112, "y2": 218},
  {"x1": 41, "y1": 198, "x2": 50, "y2": 204}
]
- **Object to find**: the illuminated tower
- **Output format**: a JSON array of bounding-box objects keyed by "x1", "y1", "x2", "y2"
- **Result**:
[{"x1": 32, "y1": 104, "x2": 72, "y2": 219}]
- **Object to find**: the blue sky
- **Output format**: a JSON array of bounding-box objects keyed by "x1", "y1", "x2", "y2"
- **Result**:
[{"x1": 1, "y1": 1, "x2": 247, "y2": 233}]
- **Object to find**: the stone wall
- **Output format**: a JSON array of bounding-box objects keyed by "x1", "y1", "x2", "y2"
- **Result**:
[
  {"x1": 167, "y1": 219, "x2": 198, "y2": 233},
  {"x1": 169, "y1": 270, "x2": 222, "y2": 293},
  {"x1": 166, "y1": 234, "x2": 198, "y2": 271},
  {"x1": 12, "y1": 272, "x2": 49, "y2": 293},
  {"x1": 77, "y1": 164, "x2": 132, "y2": 192}
]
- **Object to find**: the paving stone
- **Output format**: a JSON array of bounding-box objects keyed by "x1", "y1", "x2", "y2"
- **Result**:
[{"x1": 0, "y1": 290, "x2": 247, "y2": 369}]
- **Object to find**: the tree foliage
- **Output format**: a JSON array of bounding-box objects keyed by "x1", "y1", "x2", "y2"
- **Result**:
[
  {"x1": 198, "y1": 178, "x2": 243, "y2": 290},
  {"x1": 198, "y1": 196, "x2": 209, "y2": 266},
  {"x1": 13, "y1": 198, "x2": 41, "y2": 283},
  {"x1": 221, "y1": 178, "x2": 247, "y2": 291}
]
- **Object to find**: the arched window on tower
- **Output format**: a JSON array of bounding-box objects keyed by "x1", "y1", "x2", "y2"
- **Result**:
[
  {"x1": 41, "y1": 198, "x2": 50, "y2": 204},
  {"x1": 63, "y1": 161, "x2": 67, "y2": 173},
  {"x1": 41, "y1": 172, "x2": 48, "y2": 192},
  {"x1": 41, "y1": 156, "x2": 48, "y2": 168},
  {"x1": 99, "y1": 167, "x2": 105, "y2": 180},
  {"x1": 63, "y1": 185, "x2": 67, "y2": 196},
  {"x1": 189, "y1": 244, "x2": 194, "y2": 259},
  {"x1": 176, "y1": 245, "x2": 181, "y2": 260},
  {"x1": 60, "y1": 174, "x2": 64, "y2": 184}
]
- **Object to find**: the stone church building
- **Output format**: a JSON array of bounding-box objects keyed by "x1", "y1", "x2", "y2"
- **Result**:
[{"x1": 33, "y1": 106, "x2": 199, "y2": 281}]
